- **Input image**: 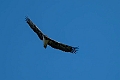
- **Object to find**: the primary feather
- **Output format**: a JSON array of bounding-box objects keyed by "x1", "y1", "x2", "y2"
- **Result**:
[{"x1": 25, "y1": 17, "x2": 78, "y2": 54}]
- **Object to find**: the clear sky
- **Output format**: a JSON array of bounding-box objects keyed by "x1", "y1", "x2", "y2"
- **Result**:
[{"x1": 0, "y1": 0, "x2": 120, "y2": 80}]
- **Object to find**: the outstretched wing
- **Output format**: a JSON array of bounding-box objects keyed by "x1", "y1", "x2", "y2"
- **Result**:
[
  {"x1": 25, "y1": 17, "x2": 43, "y2": 40},
  {"x1": 44, "y1": 36, "x2": 78, "y2": 53}
]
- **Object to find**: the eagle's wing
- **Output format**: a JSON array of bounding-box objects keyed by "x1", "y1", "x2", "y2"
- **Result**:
[
  {"x1": 25, "y1": 17, "x2": 43, "y2": 40},
  {"x1": 44, "y1": 36, "x2": 78, "y2": 53}
]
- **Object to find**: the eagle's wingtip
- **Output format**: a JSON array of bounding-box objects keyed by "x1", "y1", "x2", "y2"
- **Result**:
[
  {"x1": 71, "y1": 46, "x2": 79, "y2": 54},
  {"x1": 25, "y1": 16, "x2": 29, "y2": 21}
]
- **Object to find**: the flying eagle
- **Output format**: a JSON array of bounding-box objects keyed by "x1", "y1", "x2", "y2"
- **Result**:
[{"x1": 25, "y1": 17, "x2": 78, "y2": 54}]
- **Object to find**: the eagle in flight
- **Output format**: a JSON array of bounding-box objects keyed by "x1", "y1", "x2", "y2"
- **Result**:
[{"x1": 25, "y1": 17, "x2": 78, "y2": 54}]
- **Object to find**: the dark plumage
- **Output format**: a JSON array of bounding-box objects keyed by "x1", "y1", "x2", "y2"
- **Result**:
[{"x1": 25, "y1": 17, "x2": 78, "y2": 54}]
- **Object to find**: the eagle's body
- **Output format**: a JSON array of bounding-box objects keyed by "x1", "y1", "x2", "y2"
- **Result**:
[{"x1": 25, "y1": 17, "x2": 78, "y2": 54}]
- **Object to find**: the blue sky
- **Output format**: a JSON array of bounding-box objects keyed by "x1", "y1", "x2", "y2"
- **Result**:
[{"x1": 0, "y1": 0, "x2": 120, "y2": 80}]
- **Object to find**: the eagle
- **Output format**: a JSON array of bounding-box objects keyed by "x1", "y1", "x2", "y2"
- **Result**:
[{"x1": 25, "y1": 17, "x2": 78, "y2": 54}]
